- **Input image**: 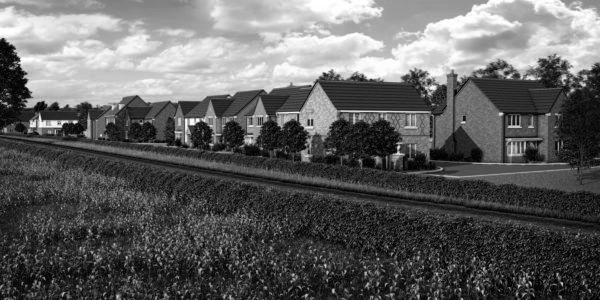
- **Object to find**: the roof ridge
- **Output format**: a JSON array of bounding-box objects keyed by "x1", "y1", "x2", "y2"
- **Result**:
[
  {"x1": 469, "y1": 77, "x2": 541, "y2": 83},
  {"x1": 318, "y1": 80, "x2": 406, "y2": 85}
]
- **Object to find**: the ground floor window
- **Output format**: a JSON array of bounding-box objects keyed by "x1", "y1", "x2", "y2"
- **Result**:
[
  {"x1": 554, "y1": 140, "x2": 564, "y2": 153},
  {"x1": 405, "y1": 143, "x2": 417, "y2": 158},
  {"x1": 507, "y1": 141, "x2": 539, "y2": 156}
]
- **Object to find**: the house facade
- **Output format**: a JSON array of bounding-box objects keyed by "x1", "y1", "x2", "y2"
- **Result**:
[
  {"x1": 174, "y1": 101, "x2": 202, "y2": 144},
  {"x1": 222, "y1": 90, "x2": 266, "y2": 133},
  {"x1": 30, "y1": 111, "x2": 79, "y2": 135},
  {"x1": 204, "y1": 98, "x2": 233, "y2": 144},
  {"x1": 275, "y1": 86, "x2": 312, "y2": 126},
  {"x1": 179, "y1": 95, "x2": 230, "y2": 145},
  {"x1": 85, "y1": 109, "x2": 108, "y2": 139},
  {"x1": 300, "y1": 80, "x2": 431, "y2": 161},
  {"x1": 433, "y1": 72, "x2": 565, "y2": 163},
  {"x1": 2, "y1": 110, "x2": 34, "y2": 134},
  {"x1": 123, "y1": 101, "x2": 176, "y2": 141},
  {"x1": 94, "y1": 95, "x2": 147, "y2": 140},
  {"x1": 245, "y1": 94, "x2": 290, "y2": 144}
]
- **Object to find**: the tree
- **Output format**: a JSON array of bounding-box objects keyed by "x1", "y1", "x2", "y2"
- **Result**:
[
  {"x1": 190, "y1": 121, "x2": 213, "y2": 150},
  {"x1": 347, "y1": 71, "x2": 383, "y2": 82},
  {"x1": 76, "y1": 102, "x2": 93, "y2": 130},
  {"x1": 63, "y1": 104, "x2": 70, "y2": 110},
  {"x1": 526, "y1": 54, "x2": 573, "y2": 89},
  {"x1": 578, "y1": 63, "x2": 600, "y2": 98},
  {"x1": 324, "y1": 118, "x2": 352, "y2": 165},
  {"x1": 141, "y1": 122, "x2": 156, "y2": 142},
  {"x1": 346, "y1": 121, "x2": 373, "y2": 166},
  {"x1": 317, "y1": 69, "x2": 343, "y2": 81},
  {"x1": 73, "y1": 122, "x2": 84, "y2": 135},
  {"x1": 128, "y1": 122, "x2": 143, "y2": 141},
  {"x1": 14, "y1": 122, "x2": 26, "y2": 133},
  {"x1": 401, "y1": 68, "x2": 438, "y2": 106},
  {"x1": 472, "y1": 59, "x2": 521, "y2": 79},
  {"x1": 0, "y1": 38, "x2": 31, "y2": 129},
  {"x1": 48, "y1": 102, "x2": 60, "y2": 111},
  {"x1": 557, "y1": 89, "x2": 600, "y2": 185},
  {"x1": 105, "y1": 121, "x2": 124, "y2": 141},
  {"x1": 370, "y1": 119, "x2": 401, "y2": 169},
  {"x1": 257, "y1": 119, "x2": 281, "y2": 157},
  {"x1": 222, "y1": 120, "x2": 245, "y2": 150},
  {"x1": 280, "y1": 119, "x2": 308, "y2": 162},
  {"x1": 164, "y1": 117, "x2": 175, "y2": 145},
  {"x1": 61, "y1": 123, "x2": 75, "y2": 135},
  {"x1": 33, "y1": 101, "x2": 47, "y2": 112},
  {"x1": 430, "y1": 84, "x2": 447, "y2": 107}
]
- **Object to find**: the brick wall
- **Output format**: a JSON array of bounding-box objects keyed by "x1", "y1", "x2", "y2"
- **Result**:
[
  {"x1": 246, "y1": 99, "x2": 268, "y2": 143},
  {"x1": 154, "y1": 104, "x2": 176, "y2": 141}
]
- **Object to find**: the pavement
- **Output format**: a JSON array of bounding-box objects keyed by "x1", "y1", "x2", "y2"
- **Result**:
[{"x1": 431, "y1": 161, "x2": 572, "y2": 178}]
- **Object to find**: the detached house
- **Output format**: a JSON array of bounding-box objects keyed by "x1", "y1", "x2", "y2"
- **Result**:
[
  {"x1": 94, "y1": 95, "x2": 147, "y2": 140},
  {"x1": 174, "y1": 95, "x2": 229, "y2": 145},
  {"x1": 433, "y1": 71, "x2": 566, "y2": 162},
  {"x1": 85, "y1": 108, "x2": 108, "y2": 139},
  {"x1": 2, "y1": 110, "x2": 34, "y2": 133},
  {"x1": 300, "y1": 80, "x2": 431, "y2": 160},
  {"x1": 123, "y1": 101, "x2": 176, "y2": 141},
  {"x1": 174, "y1": 101, "x2": 202, "y2": 144},
  {"x1": 222, "y1": 89, "x2": 266, "y2": 132},
  {"x1": 245, "y1": 94, "x2": 289, "y2": 144},
  {"x1": 30, "y1": 111, "x2": 79, "y2": 135},
  {"x1": 204, "y1": 97, "x2": 233, "y2": 144},
  {"x1": 275, "y1": 86, "x2": 313, "y2": 125}
]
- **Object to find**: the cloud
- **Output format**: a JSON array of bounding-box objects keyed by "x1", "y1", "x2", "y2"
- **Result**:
[
  {"x1": 210, "y1": 0, "x2": 382, "y2": 33},
  {"x1": 156, "y1": 28, "x2": 195, "y2": 38},
  {"x1": 0, "y1": 0, "x2": 104, "y2": 9},
  {"x1": 115, "y1": 30, "x2": 162, "y2": 57}
]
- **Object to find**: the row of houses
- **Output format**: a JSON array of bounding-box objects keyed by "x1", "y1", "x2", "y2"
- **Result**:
[{"x1": 6, "y1": 72, "x2": 566, "y2": 163}]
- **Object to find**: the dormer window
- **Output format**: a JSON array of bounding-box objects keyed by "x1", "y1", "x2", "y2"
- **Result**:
[{"x1": 508, "y1": 114, "x2": 521, "y2": 128}]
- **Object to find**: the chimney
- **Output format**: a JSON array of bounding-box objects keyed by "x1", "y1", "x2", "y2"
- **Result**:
[
  {"x1": 110, "y1": 103, "x2": 117, "y2": 111},
  {"x1": 447, "y1": 70, "x2": 458, "y2": 152}
]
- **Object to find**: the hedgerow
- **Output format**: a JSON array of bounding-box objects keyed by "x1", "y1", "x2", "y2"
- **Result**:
[
  {"x1": 1, "y1": 139, "x2": 600, "y2": 298},
  {"x1": 39, "y1": 138, "x2": 600, "y2": 223}
]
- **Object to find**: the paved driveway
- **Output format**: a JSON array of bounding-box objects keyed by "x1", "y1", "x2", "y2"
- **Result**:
[{"x1": 432, "y1": 161, "x2": 571, "y2": 177}]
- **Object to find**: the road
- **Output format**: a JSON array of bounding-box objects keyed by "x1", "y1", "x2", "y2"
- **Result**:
[{"x1": 2, "y1": 135, "x2": 599, "y2": 234}]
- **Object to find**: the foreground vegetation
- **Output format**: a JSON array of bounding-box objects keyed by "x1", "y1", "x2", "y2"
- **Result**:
[{"x1": 1, "y1": 140, "x2": 599, "y2": 298}]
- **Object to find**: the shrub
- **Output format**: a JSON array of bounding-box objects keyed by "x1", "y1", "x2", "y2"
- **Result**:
[
  {"x1": 174, "y1": 139, "x2": 182, "y2": 147},
  {"x1": 414, "y1": 153, "x2": 427, "y2": 169},
  {"x1": 324, "y1": 154, "x2": 340, "y2": 165},
  {"x1": 362, "y1": 156, "x2": 376, "y2": 168},
  {"x1": 344, "y1": 158, "x2": 360, "y2": 168},
  {"x1": 181, "y1": 144, "x2": 189, "y2": 149},
  {"x1": 212, "y1": 143, "x2": 226, "y2": 152},
  {"x1": 430, "y1": 148, "x2": 448, "y2": 160},
  {"x1": 260, "y1": 149, "x2": 270, "y2": 158},
  {"x1": 62, "y1": 136, "x2": 78, "y2": 141},
  {"x1": 524, "y1": 147, "x2": 542, "y2": 162},
  {"x1": 448, "y1": 152, "x2": 465, "y2": 161},
  {"x1": 470, "y1": 148, "x2": 483, "y2": 162},
  {"x1": 242, "y1": 144, "x2": 261, "y2": 156}
]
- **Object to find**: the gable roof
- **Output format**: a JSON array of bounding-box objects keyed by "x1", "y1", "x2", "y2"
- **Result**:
[
  {"x1": 257, "y1": 95, "x2": 290, "y2": 116},
  {"x1": 145, "y1": 101, "x2": 173, "y2": 119},
  {"x1": 317, "y1": 80, "x2": 429, "y2": 111},
  {"x1": 209, "y1": 98, "x2": 233, "y2": 117},
  {"x1": 16, "y1": 111, "x2": 35, "y2": 122},
  {"x1": 177, "y1": 101, "x2": 202, "y2": 117},
  {"x1": 39, "y1": 111, "x2": 78, "y2": 121},
  {"x1": 88, "y1": 109, "x2": 107, "y2": 120},
  {"x1": 269, "y1": 85, "x2": 311, "y2": 96},
  {"x1": 188, "y1": 95, "x2": 230, "y2": 118},
  {"x1": 126, "y1": 107, "x2": 152, "y2": 119},
  {"x1": 467, "y1": 78, "x2": 563, "y2": 113},
  {"x1": 222, "y1": 89, "x2": 265, "y2": 117},
  {"x1": 276, "y1": 86, "x2": 313, "y2": 113},
  {"x1": 120, "y1": 95, "x2": 143, "y2": 105}
]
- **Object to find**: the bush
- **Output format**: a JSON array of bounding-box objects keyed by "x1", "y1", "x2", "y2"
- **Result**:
[
  {"x1": 324, "y1": 154, "x2": 340, "y2": 165},
  {"x1": 181, "y1": 144, "x2": 189, "y2": 149},
  {"x1": 414, "y1": 153, "x2": 427, "y2": 169},
  {"x1": 242, "y1": 144, "x2": 261, "y2": 156},
  {"x1": 430, "y1": 148, "x2": 448, "y2": 160},
  {"x1": 344, "y1": 158, "x2": 360, "y2": 168},
  {"x1": 260, "y1": 149, "x2": 270, "y2": 158},
  {"x1": 174, "y1": 139, "x2": 182, "y2": 147},
  {"x1": 62, "y1": 136, "x2": 79, "y2": 141},
  {"x1": 524, "y1": 147, "x2": 543, "y2": 162},
  {"x1": 212, "y1": 143, "x2": 226, "y2": 152},
  {"x1": 362, "y1": 156, "x2": 376, "y2": 168},
  {"x1": 470, "y1": 148, "x2": 483, "y2": 162},
  {"x1": 448, "y1": 152, "x2": 465, "y2": 161}
]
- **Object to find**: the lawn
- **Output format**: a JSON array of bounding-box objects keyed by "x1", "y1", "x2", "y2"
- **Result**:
[{"x1": 478, "y1": 167, "x2": 600, "y2": 194}]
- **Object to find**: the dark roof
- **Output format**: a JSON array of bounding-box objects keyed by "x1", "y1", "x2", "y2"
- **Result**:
[
  {"x1": 317, "y1": 80, "x2": 429, "y2": 111},
  {"x1": 222, "y1": 89, "x2": 265, "y2": 117},
  {"x1": 269, "y1": 85, "x2": 311, "y2": 96},
  {"x1": 188, "y1": 95, "x2": 230, "y2": 118},
  {"x1": 178, "y1": 101, "x2": 202, "y2": 117},
  {"x1": 431, "y1": 104, "x2": 447, "y2": 115},
  {"x1": 146, "y1": 101, "x2": 172, "y2": 119},
  {"x1": 16, "y1": 111, "x2": 35, "y2": 122},
  {"x1": 88, "y1": 109, "x2": 107, "y2": 120},
  {"x1": 39, "y1": 111, "x2": 78, "y2": 121},
  {"x1": 468, "y1": 78, "x2": 562, "y2": 113},
  {"x1": 276, "y1": 86, "x2": 313, "y2": 113},
  {"x1": 258, "y1": 95, "x2": 290, "y2": 115},
  {"x1": 210, "y1": 98, "x2": 233, "y2": 117},
  {"x1": 120, "y1": 95, "x2": 142, "y2": 105},
  {"x1": 126, "y1": 107, "x2": 152, "y2": 119}
]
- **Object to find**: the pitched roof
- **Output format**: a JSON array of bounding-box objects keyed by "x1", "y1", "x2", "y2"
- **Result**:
[
  {"x1": 210, "y1": 98, "x2": 233, "y2": 117},
  {"x1": 468, "y1": 78, "x2": 562, "y2": 113},
  {"x1": 276, "y1": 86, "x2": 313, "y2": 113},
  {"x1": 145, "y1": 101, "x2": 173, "y2": 119},
  {"x1": 88, "y1": 109, "x2": 107, "y2": 120},
  {"x1": 317, "y1": 80, "x2": 429, "y2": 111},
  {"x1": 126, "y1": 107, "x2": 152, "y2": 119},
  {"x1": 39, "y1": 111, "x2": 78, "y2": 121},
  {"x1": 188, "y1": 95, "x2": 230, "y2": 118},
  {"x1": 258, "y1": 95, "x2": 290, "y2": 116},
  {"x1": 269, "y1": 85, "x2": 311, "y2": 96},
  {"x1": 120, "y1": 95, "x2": 142, "y2": 105},
  {"x1": 177, "y1": 101, "x2": 202, "y2": 117},
  {"x1": 222, "y1": 89, "x2": 265, "y2": 117},
  {"x1": 16, "y1": 111, "x2": 35, "y2": 122},
  {"x1": 431, "y1": 104, "x2": 447, "y2": 116}
]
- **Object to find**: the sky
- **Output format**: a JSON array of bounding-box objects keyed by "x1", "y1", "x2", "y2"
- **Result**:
[{"x1": 1, "y1": 0, "x2": 599, "y2": 107}]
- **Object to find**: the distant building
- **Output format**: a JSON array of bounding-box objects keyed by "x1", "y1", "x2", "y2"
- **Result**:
[
  {"x1": 85, "y1": 108, "x2": 108, "y2": 139},
  {"x1": 221, "y1": 89, "x2": 266, "y2": 133},
  {"x1": 174, "y1": 101, "x2": 202, "y2": 144},
  {"x1": 94, "y1": 95, "x2": 147, "y2": 140},
  {"x1": 2, "y1": 110, "x2": 35, "y2": 134},
  {"x1": 30, "y1": 111, "x2": 79, "y2": 135}
]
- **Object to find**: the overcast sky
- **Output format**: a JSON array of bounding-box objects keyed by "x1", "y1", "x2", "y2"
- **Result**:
[{"x1": 1, "y1": 0, "x2": 599, "y2": 107}]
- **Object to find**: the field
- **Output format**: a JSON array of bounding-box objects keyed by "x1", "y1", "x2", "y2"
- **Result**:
[{"x1": 1, "y1": 140, "x2": 600, "y2": 298}]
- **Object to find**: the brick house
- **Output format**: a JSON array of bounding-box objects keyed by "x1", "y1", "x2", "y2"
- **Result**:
[
  {"x1": 174, "y1": 101, "x2": 202, "y2": 144},
  {"x1": 204, "y1": 97, "x2": 234, "y2": 144},
  {"x1": 176, "y1": 95, "x2": 229, "y2": 146},
  {"x1": 300, "y1": 80, "x2": 431, "y2": 161},
  {"x1": 275, "y1": 86, "x2": 313, "y2": 125},
  {"x1": 221, "y1": 89, "x2": 266, "y2": 133},
  {"x1": 2, "y1": 110, "x2": 35, "y2": 133},
  {"x1": 123, "y1": 101, "x2": 176, "y2": 141},
  {"x1": 30, "y1": 111, "x2": 79, "y2": 135},
  {"x1": 85, "y1": 108, "x2": 108, "y2": 139},
  {"x1": 245, "y1": 94, "x2": 290, "y2": 144},
  {"x1": 433, "y1": 71, "x2": 566, "y2": 163},
  {"x1": 94, "y1": 95, "x2": 147, "y2": 140}
]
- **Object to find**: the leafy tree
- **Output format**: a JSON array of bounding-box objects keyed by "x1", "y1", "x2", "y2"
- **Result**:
[
  {"x1": 128, "y1": 122, "x2": 143, "y2": 141},
  {"x1": 280, "y1": 119, "x2": 308, "y2": 162},
  {"x1": 141, "y1": 122, "x2": 156, "y2": 142},
  {"x1": 33, "y1": 101, "x2": 47, "y2": 112},
  {"x1": 190, "y1": 121, "x2": 213, "y2": 150},
  {"x1": 63, "y1": 104, "x2": 70, "y2": 110},
  {"x1": 48, "y1": 102, "x2": 60, "y2": 111},
  {"x1": 317, "y1": 69, "x2": 343, "y2": 81},
  {"x1": 401, "y1": 68, "x2": 438, "y2": 106},
  {"x1": 324, "y1": 118, "x2": 352, "y2": 165},
  {"x1": 577, "y1": 62, "x2": 600, "y2": 98},
  {"x1": 430, "y1": 84, "x2": 447, "y2": 107},
  {"x1": 105, "y1": 121, "x2": 124, "y2": 141},
  {"x1": 61, "y1": 123, "x2": 75, "y2": 135},
  {"x1": 370, "y1": 119, "x2": 401, "y2": 169},
  {"x1": 526, "y1": 54, "x2": 573, "y2": 89},
  {"x1": 346, "y1": 121, "x2": 374, "y2": 163},
  {"x1": 257, "y1": 119, "x2": 281, "y2": 157},
  {"x1": 14, "y1": 122, "x2": 26, "y2": 133},
  {"x1": 472, "y1": 59, "x2": 521, "y2": 79},
  {"x1": 0, "y1": 38, "x2": 31, "y2": 129},
  {"x1": 73, "y1": 122, "x2": 84, "y2": 135},
  {"x1": 347, "y1": 71, "x2": 383, "y2": 82},
  {"x1": 76, "y1": 102, "x2": 93, "y2": 130},
  {"x1": 164, "y1": 117, "x2": 175, "y2": 145},
  {"x1": 222, "y1": 120, "x2": 245, "y2": 150},
  {"x1": 557, "y1": 89, "x2": 600, "y2": 185}
]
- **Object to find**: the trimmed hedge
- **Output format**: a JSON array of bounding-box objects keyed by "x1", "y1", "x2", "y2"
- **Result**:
[
  {"x1": 2, "y1": 139, "x2": 600, "y2": 297},
  {"x1": 54, "y1": 138, "x2": 600, "y2": 223}
]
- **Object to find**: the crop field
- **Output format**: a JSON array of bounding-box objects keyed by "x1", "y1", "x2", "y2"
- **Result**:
[{"x1": 1, "y1": 140, "x2": 600, "y2": 298}]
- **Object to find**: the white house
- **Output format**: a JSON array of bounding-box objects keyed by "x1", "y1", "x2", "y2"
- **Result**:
[{"x1": 30, "y1": 111, "x2": 79, "y2": 135}]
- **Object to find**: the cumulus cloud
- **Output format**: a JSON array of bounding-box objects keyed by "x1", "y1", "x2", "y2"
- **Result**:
[
  {"x1": 156, "y1": 28, "x2": 196, "y2": 38},
  {"x1": 115, "y1": 30, "x2": 162, "y2": 57},
  {"x1": 210, "y1": 0, "x2": 382, "y2": 33}
]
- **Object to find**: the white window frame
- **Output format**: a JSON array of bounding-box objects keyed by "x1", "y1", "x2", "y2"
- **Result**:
[
  {"x1": 257, "y1": 116, "x2": 264, "y2": 126},
  {"x1": 554, "y1": 140, "x2": 564, "y2": 153},
  {"x1": 405, "y1": 114, "x2": 417, "y2": 128},
  {"x1": 461, "y1": 115, "x2": 466, "y2": 124},
  {"x1": 306, "y1": 118, "x2": 314, "y2": 127},
  {"x1": 46, "y1": 120, "x2": 51, "y2": 126},
  {"x1": 349, "y1": 113, "x2": 360, "y2": 125},
  {"x1": 378, "y1": 113, "x2": 387, "y2": 121},
  {"x1": 507, "y1": 141, "x2": 527, "y2": 156},
  {"x1": 406, "y1": 143, "x2": 417, "y2": 158},
  {"x1": 507, "y1": 114, "x2": 521, "y2": 128},
  {"x1": 177, "y1": 118, "x2": 182, "y2": 127},
  {"x1": 555, "y1": 114, "x2": 561, "y2": 128},
  {"x1": 208, "y1": 117, "x2": 214, "y2": 126},
  {"x1": 57, "y1": 120, "x2": 62, "y2": 125},
  {"x1": 528, "y1": 115, "x2": 535, "y2": 128},
  {"x1": 247, "y1": 116, "x2": 253, "y2": 127}
]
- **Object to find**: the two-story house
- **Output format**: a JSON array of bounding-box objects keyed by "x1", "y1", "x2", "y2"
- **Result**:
[
  {"x1": 221, "y1": 89, "x2": 266, "y2": 133},
  {"x1": 2, "y1": 110, "x2": 35, "y2": 134},
  {"x1": 245, "y1": 94, "x2": 290, "y2": 144},
  {"x1": 275, "y1": 86, "x2": 312, "y2": 125},
  {"x1": 94, "y1": 95, "x2": 147, "y2": 140},
  {"x1": 30, "y1": 111, "x2": 79, "y2": 135},
  {"x1": 181, "y1": 95, "x2": 230, "y2": 145},
  {"x1": 123, "y1": 101, "x2": 176, "y2": 141},
  {"x1": 204, "y1": 97, "x2": 233, "y2": 144},
  {"x1": 85, "y1": 108, "x2": 108, "y2": 139},
  {"x1": 174, "y1": 101, "x2": 202, "y2": 144},
  {"x1": 433, "y1": 71, "x2": 566, "y2": 162},
  {"x1": 300, "y1": 80, "x2": 431, "y2": 161}
]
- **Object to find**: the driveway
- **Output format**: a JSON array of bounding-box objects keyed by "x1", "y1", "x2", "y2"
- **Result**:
[{"x1": 431, "y1": 161, "x2": 570, "y2": 177}]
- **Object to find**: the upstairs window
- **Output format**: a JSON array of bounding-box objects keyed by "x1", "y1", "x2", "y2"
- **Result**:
[
  {"x1": 349, "y1": 113, "x2": 360, "y2": 125},
  {"x1": 405, "y1": 114, "x2": 417, "y2": 128},
  {"x1": 555, "y1": 114, "x2": 561, "y2": 128},
  {"x1": 306, "y1": 119, "x2": 314, "y2": 127},
  {"x1": 257, "y1": 117, "x2": 264, "y2": 126},
  {"x1": 508, "y1": 114, "x2": 521, "y2": 128},
  {"x1": 177, "y1": 118, "x2": 182, "y2": 127},
  {"x1": 247, "y1": 116, "x2": 253, "y2": 126},
  {"x1": 57, "y1": 120, "x2": 62, "y2": 125},
  {"x1": 208, "y1": 118, "x2": 214, "y2": 126},
  {"x1": 378, "y1": 113, "x2": 387, "y2": 120},
  {"x1": 461, "y1": 115, "x2": 467, "y2": 124},
  {"x1": 528, "y1": 115, "x2": 535, "y2": 128},
  {"x1": 46, "y1": 120, "x2": 51, "y2": 126}
]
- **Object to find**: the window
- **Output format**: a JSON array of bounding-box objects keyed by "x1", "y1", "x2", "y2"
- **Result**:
[
  {"x1": 306, "y1": 119, "x2": 314, "y2": 127},
  {"x1": 57, "y1": 120, "x2": 62, "y2": 125},
  {"x1": 295, "y1": 114, "x2": 300, "y2": 122},
  {"x1": 257, "y1": 116, "x2": 264, "y2": 126},
  {"x1": 349, "y1": 113, "x2": 360, "y2": 124},
  {"x1": 507, "y1": 114, "x2": 521, "y2": 128},
  {"x1": 555, "y1": 140, "x2": 564, "y2": 153},
  {"x1": 248, "y1": 116, "x2": 253, "y2": 127},
  {"x1": 378, "y1": 113, "x2": 387, "y2": 120},
  {"x1": 555, "y1": 114, "x2": 561, "y2": 128},
  {"x1": 208, "y1": 118, "x2": 214, "y2": 126},
  {"x1": 528, "y1": 115, "x2": 535, "y2": 128},
  {"x1": 406, "y1": 143, "x2": 417, "y2": 158},
  {"x1": 46, "y1": 120, "x2": 51, "y2": 126},
  {"x1": 177, "y1": 118, "x2": 182, "y2": 127},
  {"x1": 461, "y1": 115, "x2": 466, "y2": 124},
  {"x1": 405, "y1": 114, "x2": 417, "y2": 128},
  {"x1": 507, "y1": 141, "x2": 527, "y2": 156}
]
